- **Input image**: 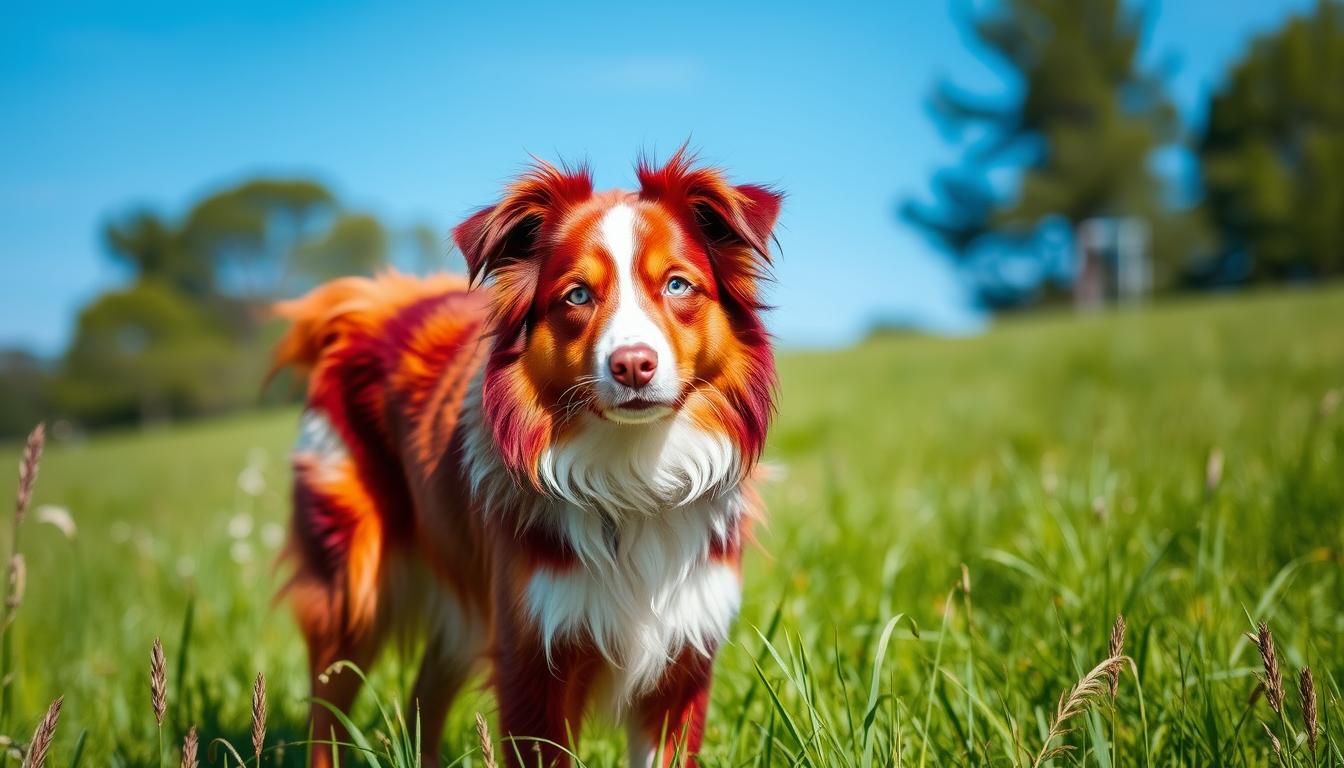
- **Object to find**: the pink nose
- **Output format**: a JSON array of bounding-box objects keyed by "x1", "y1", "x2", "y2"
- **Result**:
[{"x1": 609, "y1": 344, "x2": 658, "y2": 389}]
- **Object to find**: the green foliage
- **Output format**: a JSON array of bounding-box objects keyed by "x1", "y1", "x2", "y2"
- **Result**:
[
  {"x1": 105, "y1": 211, "x2": 216, "y2": 298},
  {"x1": 3, "y1": 286, "x2": 1341, "y2": 765},
  {"x1": 25, "y1": 177, "x2": 422, "y2": 436},
  {"x1": 1199, "y1": 0, "x2": 1344, "y2": 282},
  {"x1": 53, "y1": 282, "x2": 247, "y2": 427},
  {"x1": 179, "y1": 179, "x2": 338, "y2": 301},
  {"x1": 906, "y1": 0, "x2": 1208, "y2": 302},
  {"x1": 0, "y1": 351, "x2": 53, "y2": 439},
  {"x1": 292, "y1": 213, "x2": 389, "y2": 289}
]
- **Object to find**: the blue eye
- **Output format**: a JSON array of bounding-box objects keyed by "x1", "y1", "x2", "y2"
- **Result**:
[
  {"x1": 665, "y1": 277, "x2": 692, "y2": 296},
  {"x1": 565, "y1": 286, "x2": 592, "y2": 305}
]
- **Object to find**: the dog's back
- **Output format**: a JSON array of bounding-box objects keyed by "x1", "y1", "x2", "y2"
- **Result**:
[{"x1": 270, "y1": 271, "x2": 493, "y2": 766}]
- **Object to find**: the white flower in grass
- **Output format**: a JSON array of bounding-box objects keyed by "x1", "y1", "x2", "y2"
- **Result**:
[
  {"x1": 110, "y1": 521, "x2": 132, "y2": 544},
  {"x1": 35, "y1": 505, "x2": 77, "y2": 539},
  {"x1": 238, "y1": 465, "x2": 266, "y2": 497},
  {"x1": 230, "y1": 540, "x2": 254, "y2": 565},
  {"x1": 260, "y1": 522, "x2": 285, "y2": 549},
  {"x1": 227, "y1": 513, "x2": 254, "y2": 540}
]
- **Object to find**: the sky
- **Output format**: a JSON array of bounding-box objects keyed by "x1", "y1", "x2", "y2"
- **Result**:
[{"x1": 0, "y1": 0, "x2": 1320, "y2": 354}]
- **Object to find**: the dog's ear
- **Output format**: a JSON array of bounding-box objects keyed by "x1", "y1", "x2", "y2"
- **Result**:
[
  {"x1": 637, "y1": 146, "x2": 783, "y2": 310},
  {"x1": 453, "y1": 161, "x2": 593, "y2": 333},
  {"x1": 453, "y1": 160, "x2": 593, "y2": 284}
]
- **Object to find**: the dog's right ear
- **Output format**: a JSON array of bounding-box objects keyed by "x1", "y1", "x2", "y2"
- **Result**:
[{"x1": 453, "y1": 161, "x2": 594, "y2": 286}]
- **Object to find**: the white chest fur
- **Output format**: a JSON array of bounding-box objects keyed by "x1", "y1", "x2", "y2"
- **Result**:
[
  {"x1": 523, "y1": 496, "x2": 743, "y2": 707},
  {"x1": 463, "y1": 394, "x2": 751, "y2": 706}
]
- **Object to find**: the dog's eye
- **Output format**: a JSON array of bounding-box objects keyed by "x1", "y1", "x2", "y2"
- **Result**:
[
  {"x1": 664, "y1": 276, "x2": 693, "y2": 297},
  {"x1": 564, "y1": 286, "x2": 592, "y2": 306}
]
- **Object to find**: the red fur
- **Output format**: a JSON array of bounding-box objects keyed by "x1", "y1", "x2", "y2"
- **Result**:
[{"x1": 274, "y1": 152, "x2": 783, "y2": 768}]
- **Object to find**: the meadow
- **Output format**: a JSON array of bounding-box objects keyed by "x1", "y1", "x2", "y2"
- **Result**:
[{"x1": 2, "y1": 285, "x2": 1342, "y2": 766}]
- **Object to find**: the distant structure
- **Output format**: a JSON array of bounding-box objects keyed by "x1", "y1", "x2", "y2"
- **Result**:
[{"x1": 1074, "y1": 217, "x2": 1152, "y2": 310}]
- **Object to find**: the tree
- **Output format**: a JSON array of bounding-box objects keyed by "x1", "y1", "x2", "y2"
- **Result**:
[
  {"x1": 104, "y1": 178, "x2": 339, "y2": 303},
  {"x1": 104, "y1": 211, "x2": 212, "y2": 297},
  {"x1": 180, "y1": 179, "x2": 337, "y2": 300},
  {"x1": 52, "y1": 176, "x2": 426, "y2": 431},
  {"x1": 0, "y1": 350, "x2": 53, "y2": 437},
  {"x1": 292, "y1": 212, "x2": 388, "y2": 286},
  {"x1": 55, "y1": 281, "x2": 244, "y2": 426},
  {"x1": 1198, "y1": 0, "x2": 1344, "y2": 283},
  {"x1": 905, "y1": 0, "x2": 1201, "y2": 305}
]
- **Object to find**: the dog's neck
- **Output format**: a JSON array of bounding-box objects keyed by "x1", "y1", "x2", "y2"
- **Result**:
[{"x1": 461, "y1": 379, "x2": 747, "y2": 563}]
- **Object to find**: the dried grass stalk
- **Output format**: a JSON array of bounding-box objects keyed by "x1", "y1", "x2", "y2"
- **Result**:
[
  {"x1": 21, "y1": 696, "x2": 62, "y2": 768},
  {"x1": 475, "y1": 712, "x2": 498, "y2": 768},
  {"x1": 1107, "y1": 614, "x2": 1126, "y2": 699},
  {"x1": 1299, "y1": 667, "x2": 1318, "y2": 757},
  {"x1": 251, "y1": 672, "x2": 267, "y2": 761},
  {"x1": 1245, "y1": 622, "x2": 1284, "y2": 714},
  {"x1": 1032, "y1": 655, "x2": 1129, "y2": 767},
  {"x1": 181, "y1": 725, "x2": 199, "y2": 768},
  {"x1": 1260, "y1": 721, "x2": 1282, "y2": 759},
  {"x1": 15, "y1": 424, "x2": 45, "y2": 524},
  {"x1": 150, "y1": 637, "x2": 167, "y2": 727}
]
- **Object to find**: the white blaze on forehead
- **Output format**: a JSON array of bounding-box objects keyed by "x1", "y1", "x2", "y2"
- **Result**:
[{"x1": 596, "y1": 204, "x2": 678, "y2": 398}]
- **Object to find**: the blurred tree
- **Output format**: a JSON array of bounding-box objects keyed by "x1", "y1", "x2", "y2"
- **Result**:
[
  {"x1": 35, "y1": 176, "x2": 435, "y2": 434},
  {"x1": 55, "y1": 281, "x2": 245, "y2": 426},
  {"x1": 292, "y1": 212, "x2": 388, "y2": 285},
  {"x1": 0, "y1": 350, "x2": 53, "y2": 437},
  {"x1": 407, "y1": 222, "x2": 451, "y2": 274},
  {"x1": 905, "y1": 0, "x2": 1206, "y2": 306},
  {"x1": 181, "y1": 179, "x2": 337, "y2": 300},
  {"x1": 104, "y1": 211, "x2": 212, "y2": 297},
  {"x1": 1198, "y1": 0, "x2": 1344, "y2": 283}
]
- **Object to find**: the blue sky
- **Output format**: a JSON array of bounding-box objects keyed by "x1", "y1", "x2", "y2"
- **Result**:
[{"x1": 0, "y1": 0, "x2": 1317, "y2": 353}]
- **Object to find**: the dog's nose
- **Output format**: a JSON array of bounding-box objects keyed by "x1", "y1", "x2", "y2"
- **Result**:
[{"x1": 609, "y1": 344, "x2": 658, "y2": 389}]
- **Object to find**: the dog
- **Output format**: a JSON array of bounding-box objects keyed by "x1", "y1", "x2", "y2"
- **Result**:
[{"x1": 270, "y1": 148, "x2": 782, "y2": 768}]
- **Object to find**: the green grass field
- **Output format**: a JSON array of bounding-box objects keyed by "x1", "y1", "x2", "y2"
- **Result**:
[{"x1": 4, "y1": 286, "x2": 1343, "y2": 766}]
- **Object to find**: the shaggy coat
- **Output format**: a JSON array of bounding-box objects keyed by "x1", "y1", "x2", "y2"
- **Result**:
[{"x1": 272, "y1": 150, "x2": 782, "y2": 768}]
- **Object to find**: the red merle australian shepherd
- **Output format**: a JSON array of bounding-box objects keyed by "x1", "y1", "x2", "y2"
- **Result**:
[{"x1": 270, "y1": 148, "x2": 782, "y2": 768}]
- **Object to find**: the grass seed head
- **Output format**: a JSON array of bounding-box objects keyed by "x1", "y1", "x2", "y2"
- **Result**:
[
  {"x1": 1260, "y1": 721, "x2": 1282, "y2": 759},
  {"x1": 1247, "y1": 622, "x2": 1284, "y2": 714},
  {"x1": 475, "y1": 712, "x2": 498, "y2": 768},
  {"x1": 15, "y1": 424, "x2": 45, "y2": 525},
  {"x1": 1300, "y1": 667, "x2": 1318, "y2": 756},
  {"x1": 150, "y1": 637, "x2": 167, "y2": 726},
  {"x1": 181, "y1": 725, "x2": 198, "y2": 768},
  {"x1": 22, "y1": 695, "x2": 62, "y2": 768},
  {"x1": 1107, "y1": 614, "x2": 1127, "y2": 698},
  {"x1": 1033, "y1": 654, "x2": 1129, "y2": 767},
  {"x1": 251, "y1": 672, "x2": 267, "y2": 760}
]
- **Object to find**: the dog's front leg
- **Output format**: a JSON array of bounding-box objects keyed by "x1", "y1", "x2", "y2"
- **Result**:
[
  {"x1": 495, "y1": 640, "x2": 596, "y2": 768},
  {"x1": 626, "y1": 651, "x2": 715, "y2": 768},
  {"x1": 493, "y1": 602, "x2": 598, "y2": 768}
]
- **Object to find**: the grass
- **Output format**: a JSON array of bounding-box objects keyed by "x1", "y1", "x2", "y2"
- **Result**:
[{"x1": 2, "y1": 284, "x2": 1342, "y2": 766}]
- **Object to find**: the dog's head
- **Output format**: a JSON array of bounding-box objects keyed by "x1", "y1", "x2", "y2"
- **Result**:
[{"x1": 454, "y1": 149, "x2": 782, "y2": 491}]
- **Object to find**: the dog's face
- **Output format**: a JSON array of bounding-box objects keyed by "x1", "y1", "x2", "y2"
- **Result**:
[{"x1": 454, "y1": 150, "x2": 782, "y2": 486}]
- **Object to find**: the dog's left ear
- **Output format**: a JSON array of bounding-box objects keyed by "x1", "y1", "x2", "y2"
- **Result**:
[
  {"x1": 453, "y1": 161, "x2": 593, "y2": 333},
  {"x1": 453, "y1": 161, "x2": 594, "y2": 285},
  {"x1": 637, "y1": 147, "x2": 783, "y2": 309}
]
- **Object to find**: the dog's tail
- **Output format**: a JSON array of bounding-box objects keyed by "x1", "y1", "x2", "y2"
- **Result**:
[
  {"x1": 266, "y1": 270, "x2": 470, "y2": 388},
  {"x1": 269, "y1": 270, "x2": 473, "y2": 664}
]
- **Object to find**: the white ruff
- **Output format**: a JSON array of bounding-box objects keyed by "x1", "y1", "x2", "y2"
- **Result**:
[
  {"x1": 539, "y1": 414, "x2": 739, "y2": 514},
  {"x1": 461, "y1": 376, "x2": 748, "y2": 707}
]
